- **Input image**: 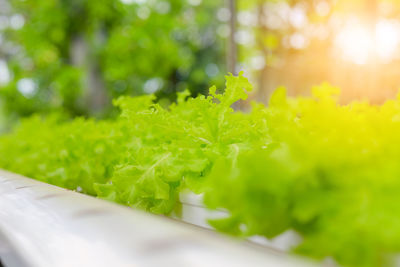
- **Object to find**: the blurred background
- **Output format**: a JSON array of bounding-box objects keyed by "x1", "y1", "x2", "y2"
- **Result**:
[{"x1": 0, "y1": 0, "x2": 400, "y2": 126}]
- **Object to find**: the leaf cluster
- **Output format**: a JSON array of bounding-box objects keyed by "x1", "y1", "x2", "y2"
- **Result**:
[{"x1": 3, "y1": 75, "x2": 400, "y2": 266}]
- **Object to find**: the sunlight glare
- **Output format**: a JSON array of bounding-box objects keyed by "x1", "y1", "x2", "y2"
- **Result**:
[
  {"x1": 375, "y1": 20, "x2": 400, "y2": 62},
  {"x1": 335, "y1": 22, "x2": 374, "y2": 65},
  {"x1": 335, "y1": 19, "x2": 400, "y2": 65}
]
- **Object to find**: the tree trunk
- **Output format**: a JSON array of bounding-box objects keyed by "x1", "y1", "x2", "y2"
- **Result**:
[
  {"x1": 70, "y1": 35, "x2": 108, "y2": 115},
  {"x1": 227, "y1": 0, "x2": 237, "y2": 75}
]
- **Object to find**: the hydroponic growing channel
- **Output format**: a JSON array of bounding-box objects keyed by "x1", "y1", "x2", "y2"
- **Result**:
[{"x1": 0, "y1": 169, "x2": 312, "y2": 267}]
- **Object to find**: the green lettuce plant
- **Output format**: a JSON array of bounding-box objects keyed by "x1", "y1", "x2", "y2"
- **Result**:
[{"x1": 2, "y1": 74, "x2": 400, "y2": 266}]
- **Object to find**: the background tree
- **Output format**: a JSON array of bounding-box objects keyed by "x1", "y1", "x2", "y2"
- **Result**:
[
  {"x1": 237, "y1": 0, "x2": 400, "y2": 103},
  {"x1": 0, "y1": 0, "x2": 227, "y2": 119},
  {"x1": 2, "y1": 0, "x2": 400, "y2": 122}
]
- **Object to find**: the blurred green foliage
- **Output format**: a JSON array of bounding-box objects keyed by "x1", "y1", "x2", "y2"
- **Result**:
[{"x1": 0, "y1": 0, "x2": 226, "y2": 119}]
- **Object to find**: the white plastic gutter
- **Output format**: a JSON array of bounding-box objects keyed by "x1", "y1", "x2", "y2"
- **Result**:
[{"x1": 0, "y1": 170, "x2": 314, "y2": 267}]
